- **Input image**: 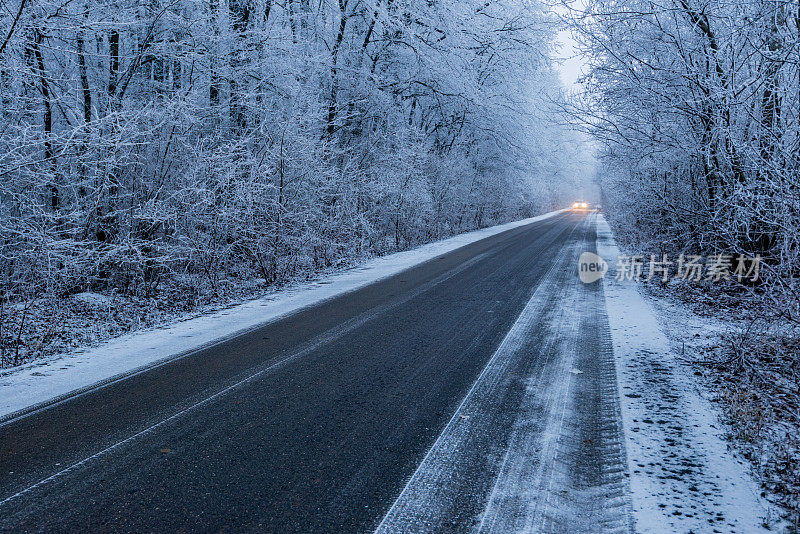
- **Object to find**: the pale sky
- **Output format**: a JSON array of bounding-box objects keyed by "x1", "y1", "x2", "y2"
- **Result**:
[
  {"x1": 550, "y1": 0, "x2": 590, "y2": 89},
  {"x1": 550, "y1": 8, "x2": 599, "y2": 201},
  {"x1": 554, "y1": 28, "x2": 588, "y2": 88}
]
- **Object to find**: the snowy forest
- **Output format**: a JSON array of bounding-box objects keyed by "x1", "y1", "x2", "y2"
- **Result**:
[
  {"x1": 568, "y1": 0, "x2": 799, "y2": 320},
  {"x1": 0, "y1": 0, "x2": 591, "y2": 365}
]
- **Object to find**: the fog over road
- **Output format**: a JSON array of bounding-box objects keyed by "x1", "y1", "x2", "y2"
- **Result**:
[{"x1": 0, "y1": 211, "x2": 630, "y2": 532}]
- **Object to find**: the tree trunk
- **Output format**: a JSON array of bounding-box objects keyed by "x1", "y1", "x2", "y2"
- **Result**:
[
  {"x1": 326, "y1": 0, "x2": 349, "y2": 136},
  {"x1": 31, "y1": 30, "x2": 57, "y2": 210}
]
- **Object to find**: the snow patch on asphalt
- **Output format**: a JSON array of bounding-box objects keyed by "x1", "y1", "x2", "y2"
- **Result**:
[
  {"x1": 374, "y1": 234, "x2": 572, "y2": 533},
  {"x1": 0, "y1": 210, "x2": 563, "y2": 421},
  {"x1": 377, "y1": 214, "x2": 631, "y2": 533},
  {"x1": 476, "y1": 234, "x2": 627, "y2": 533},
  {"x1": 596, "y1": 215, "x2": 776, "y2": 533}
]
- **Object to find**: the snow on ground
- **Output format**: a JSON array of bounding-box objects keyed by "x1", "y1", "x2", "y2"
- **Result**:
[
  {"x1": 0, "y1": 210, "x2": 563, "y2": 421},
  {"x1": 71, "y1": 292, "x2": 113, "y2": 307},
  {"x1": 596, "y1": 215, "x2": 780, "y2": 533}
]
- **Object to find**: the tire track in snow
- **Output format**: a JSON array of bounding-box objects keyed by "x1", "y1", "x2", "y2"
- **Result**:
[
  {"x1": 477, "y1": 213, "x2": 631, "y2": 534},
  {"x1": 375, "y1": 215, "x2": 631, "y2": 533},
  {"x1": 373, "y1": 228, "x2": 575, "y2": 533}
]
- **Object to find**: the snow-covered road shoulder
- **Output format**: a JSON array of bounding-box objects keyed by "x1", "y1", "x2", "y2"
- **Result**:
[
  {"x1": 0, "y1": 211, "x2": 563, "y2": 422},
  {"x1": 596, "y1": 215, "x2": 776, "y2": 532}
]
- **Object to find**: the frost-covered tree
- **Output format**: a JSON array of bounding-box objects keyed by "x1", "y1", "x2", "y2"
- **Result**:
[
  {"x1": 0, "y1": 0, "x2": 588, "y2": 364},
  {"x1": 566, "y1": 0, "x2": 800, "y2": 317}
]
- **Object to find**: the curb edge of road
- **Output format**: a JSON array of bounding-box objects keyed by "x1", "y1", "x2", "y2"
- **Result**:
[
  {"x1": 0, "y1": 308, "x2": 307, "y2": 429},
  {"x1": 0, "y1": 210, "x2": 570, "y2": 430}
]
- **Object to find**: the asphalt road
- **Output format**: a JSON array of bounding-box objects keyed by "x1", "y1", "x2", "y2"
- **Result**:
[{"x1": 0, "y1": 210, "x2": 629, "y2": 533}]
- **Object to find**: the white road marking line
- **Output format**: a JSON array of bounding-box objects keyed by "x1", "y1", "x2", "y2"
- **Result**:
[{"x1": 0, "y1": 251, "x2": 492, "y2": 509}]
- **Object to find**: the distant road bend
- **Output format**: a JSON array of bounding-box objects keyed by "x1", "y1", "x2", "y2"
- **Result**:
[{"x1": 0, "y1": 211, "x2": 631, "y2": 532}]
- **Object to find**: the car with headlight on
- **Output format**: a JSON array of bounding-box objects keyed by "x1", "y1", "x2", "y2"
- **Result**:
[{"x1": 572, "y1": 201, "x2": 589, "y2": 210}]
